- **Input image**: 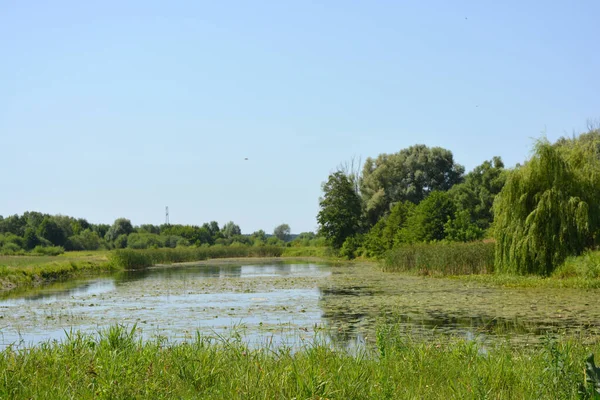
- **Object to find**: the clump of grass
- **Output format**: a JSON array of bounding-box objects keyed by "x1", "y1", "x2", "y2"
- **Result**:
[
  {"x1": 553, "y1": 251, "x2": 600, "y2": 279},
  {"x1": 0, "y1": 252, "x2": 113, "y2": 291},
  {"x1": 383, "y1": 242, "x2": 495, "y2": 275},
  {"x1": 109, "y1": 246, "x2": 284, "y2": 270},
  {"x1": 281, "y1": 246, "x2": 330, "y2": 257},
  {"x1": 0, "y1": 324, "x2": 595, "y2": 398},
  {"x1": 31, "y1": 245, "x2": 65, "y2": 256}
]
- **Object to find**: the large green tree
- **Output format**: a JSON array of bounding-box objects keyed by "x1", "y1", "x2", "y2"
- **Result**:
[
  {"x1": 222, "y1": 221, "x2": 241, "y2": 238},
  {"x1": 37, "y1": 217, "x2": 67, "y2": 247},
  {"x1": 494, "y1": 133, "x2": 600, "y2": 275},
  {"x1": 445, "y1": 156, "x2": 507, "y2": 241},
  {"x1": 400, "y1": 191, "x2": 456, "y2": 243},
  {"x1": 105, "y1": 218, "x2": 134, "y2": 242},
  {"x1": 360, "y1": 145, "x2": 464, "y2": 224},
  {"x1": 273, "y1": 224, "x2": 291, "y2": 242},
  {"x1": 317, "y1": 171, "x2": 363, "y2": 249}
]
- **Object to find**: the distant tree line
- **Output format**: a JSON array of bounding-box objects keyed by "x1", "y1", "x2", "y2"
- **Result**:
[
  {"x1": 317, "y1": 127, "x2": 600, "y2": 275},
  {"x1": 0, "y1": 213, "x2": 320, "y2": 255}
]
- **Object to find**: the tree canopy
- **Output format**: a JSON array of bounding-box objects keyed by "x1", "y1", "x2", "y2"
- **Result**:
[
  {"x1": 273, "y1": 224, "x2": 291, "y2": 242},
  {"x1": 360, "y1": 145, "x2": 464, "y2": 224},
  {"x1": 317, "y1": 171, "x2": 363, "y2": 249},
  {"x1": 494, "y1": 133, "x2": 600, "y2": 275}
]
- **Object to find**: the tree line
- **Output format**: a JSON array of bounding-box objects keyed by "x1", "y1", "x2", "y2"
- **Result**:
[
  {"x1": 0, "y1": 212, "x2": 310, "y2": 254},
  {"x1": 317, "y1": 127, "x2": 600, "y2": 275}
]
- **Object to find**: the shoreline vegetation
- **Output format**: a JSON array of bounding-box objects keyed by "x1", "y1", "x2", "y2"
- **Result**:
[
  {"x1": 5, "y1": 241, "x2": 600, "y2": 292},
  {"x1": 1, "y1": 324, "x2": 598, "y2": 399},
  {"x1": 0, "y1": 247, "x2": 335, "y2": 292}
]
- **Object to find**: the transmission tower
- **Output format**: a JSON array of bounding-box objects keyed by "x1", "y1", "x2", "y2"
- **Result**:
[{"x1": 165, "y1": 206, "x2": 170, "y2": 225}]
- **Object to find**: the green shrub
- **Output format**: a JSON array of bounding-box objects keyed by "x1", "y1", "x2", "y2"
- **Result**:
[
  {"x1": 383, "y1": 241, "x2": 495, "y2": 275},
  {"x1": 553, "y1": 251, "x2": 600, "y2": 279},
  {"x1": 339, "y1": 234, "x2": 364, "y2": 259},
  {"x1": 109, "y1": 249, "x2": 153, "y2": 270},
  {"x1": 31, "y1": 246, "x2": 65, "y2": 256},
  {"x1": 0, "y1": 242, "x2": 25, "y2": 255}
]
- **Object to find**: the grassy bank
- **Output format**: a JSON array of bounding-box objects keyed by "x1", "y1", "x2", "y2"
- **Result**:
[
  {"x1": 0, "y1": 324, "x2": 596, "y2": 399},
  {"x1": 383, "y1": 242, "x2": 495, "y2": 275},
  {"x1": 109, "y1": 246, "x2": 284, "y2": 269},
  {"x1": 0, "y1": 245, "x2": 287, "y2": 291},
  {"x1": 0, "y1": 252, "x2": 113, "y2": 291}
]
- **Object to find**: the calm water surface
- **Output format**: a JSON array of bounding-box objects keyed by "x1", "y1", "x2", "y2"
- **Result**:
[{"x1": 1, "y1": 262, "x2": 599, "y2": 349}]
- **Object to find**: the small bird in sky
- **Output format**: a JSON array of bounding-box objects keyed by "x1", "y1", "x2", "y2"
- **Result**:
[{"x1": 244, "y1": 158, "x2": 249, "y2": 160}]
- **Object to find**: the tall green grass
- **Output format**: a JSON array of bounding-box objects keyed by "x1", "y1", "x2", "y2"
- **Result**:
[
  {"x1": 0, "y1": 252, "x2": 113, "y2": 290},
  {"x1": 281, "y1": 246, "x2": 330, "y2": 257},
  {"x1": 0, "y1": 324, "x2": 595, "y2": 399},
  {"x1": 109, "y1": 245, "x2": 284, "y2": 269},
  {"x1": 383, "y1": 242, "x2": 495, "y2": 275}
]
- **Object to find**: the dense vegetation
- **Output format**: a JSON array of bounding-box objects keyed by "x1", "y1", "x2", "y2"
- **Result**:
[
  {"x1": 0, "y1": 213, "x2": 324, "y2": 256},
  {"x1": 109, "y1": 246, "x2": 284, "y2": 269},
  {"x1": 316, "y1": 127, "x2": 600, "y2": 278},
  {"x1": 0, "y1": 324, "x2": 597, "y2": 399}
]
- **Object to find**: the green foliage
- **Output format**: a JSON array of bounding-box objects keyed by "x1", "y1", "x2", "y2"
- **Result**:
[
  {"x1": 138, "y1": 224, "x2": 160, "y2": 234},
  {"x1": 126, "y1": 233, "x2": 164, "y2": 249},
  {"x1": 317, "y1": 171, "x2": 363, "y2": 249},
  {"x1": 109, "y1": 246, "x2": 284, "y2": 269},
  {"x1": 105, "y1": 218, "x2": 134, "y2": 242},
  {"x1": 0, "y1": 242, "x2": 24, "y2": 255},
  {"x1": 222, "y1": 221, "x2": 242, "y2": 238},
  {"x1": 553, "y1": 251, "x2": 600, "y2": 280},
  {"x1": 448, "y1": 157, "x2": 507, "y2": 232},
  {"x1": 0, "y1": 324, "x2": 594, "y2": 399},
  {"x1": 361, "y1": 145, "x2": 464, "y2": 224},
  {"x1": 339, "y1": 234, "x2": 364, "y2": 259},
  {"x1": 65, "y1": 229, "x2": 103, "y2": 251},
  {"x1": 581, "y1": 354, "x2": 600, "y2": 397},
  {"x1": 400, "y1": 191, "x2": 456, "y2": 243},
  {"x1": 162, "y1": 225, "x2": 213, "y2": 246},
  {"x1": 494, "y1": 137, "x2": 600, "y2": 275},
  {"x1": 273, "y1": 223, "x2": 291, "y2": 242},
  {"x1": 23, "y1": 227, "x2": 40, "y2": 250},
  {"x1": 383, "y1": 242, "x2": 495, "y2": 275},
  {"x1": 444, "y1": 210, "x2": 486, "y2": 242},
  {"x1": 251, "y1": 229, "x2": 268, "y2": 243},
  {"x1": 109, "y1": 249, "x2": 153, "y2": 270},
  {"x1": 114, "y1": 234, "x2": 129, "y2": 249},
  {"x1": 363, "y1": 201, "x2": 415, "y2": 257},
  {"x1": 31, "y1": 245, "x2": 65, "y2": 256},
  {"x1": 36, "y1": 217, "x2": 67, "y2": 247}
]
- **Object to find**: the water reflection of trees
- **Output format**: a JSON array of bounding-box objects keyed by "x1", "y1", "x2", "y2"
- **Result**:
[
  {"x1": 115, "y1": 265, "x2": 243, "y2": 285},
  {"x1": 316, "y1": 283, "x2": 598, "y2": 347},
  {"x1": 318, "y1": 285, "x2": 377, "y2": 347}
]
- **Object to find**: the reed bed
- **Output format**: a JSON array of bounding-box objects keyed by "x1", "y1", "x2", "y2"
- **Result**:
[
  {"x1": 383, "y1": 242, "x2": 495, "y2": 275},
  {"x1": 109, "y1": 246, "x2": 284, "y2": 270}
]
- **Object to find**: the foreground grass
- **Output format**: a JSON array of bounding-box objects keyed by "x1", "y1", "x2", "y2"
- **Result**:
[{"x1": 0, "y1": 325, "x2": 596, "y2": 399}]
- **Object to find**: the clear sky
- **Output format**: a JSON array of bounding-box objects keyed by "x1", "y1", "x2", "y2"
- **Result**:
[{"x1": 1, "y1": 1, "x2": 599, "y2": 233}]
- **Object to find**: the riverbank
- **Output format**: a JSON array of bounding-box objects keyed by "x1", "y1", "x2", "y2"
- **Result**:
[
  {"x1": 0, "y1": 249, "x2": 340, "y2": 293},
  {"x1": 0, "y1": 252, "x2": 115, "y2": 291},
  {"x1": 0, "y1": 324, "x2": 595, "y2": 399}
]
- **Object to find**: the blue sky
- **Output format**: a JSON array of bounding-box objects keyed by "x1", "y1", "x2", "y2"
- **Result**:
[{"x1": 1, "y1": 1, "x2": 599, "y2": 233}]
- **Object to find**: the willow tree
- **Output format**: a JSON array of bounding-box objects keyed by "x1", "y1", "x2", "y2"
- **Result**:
[{"x1": 494, "y1": 134, "x2": 600, "y2": 275}]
